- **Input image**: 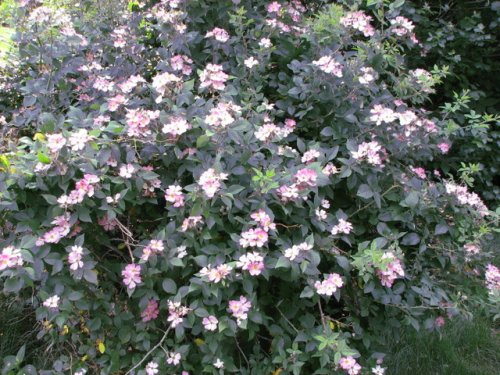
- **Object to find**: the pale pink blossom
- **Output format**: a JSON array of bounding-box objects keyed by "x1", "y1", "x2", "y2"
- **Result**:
[
  {"x1": 239, "y1": 228, "x2": 268, "y2": 248},
  {"x1": 200, "y1": 64, "x2": 229, "y2": 91},
  {"x1": 145, "y1": 362, "x2": 159, "y2": 375},
  {"x1": 43, "y1": 295, "x2": 60, "y2": 309},
  {"x1": 294, "y1": 168, "x2": 317, "y2": 189},
  {"x1": 259, "y1": 38, "x2": 272, "y2": 48},
  {"x1": 267, "y1": 2, "x2": 281, "y2": 13},
  {"x1": 244, "y1": 56, "x2": 259, "y2": 69},
  {"x1": 485, "y1": 264, "x2": 500, "y2": 291},
  {"x1": 339, "y1": 356, "x2": 362, "y2": 375},
  {"x1": 122, "y1": 263, "x2": 142, "y2": 289},
  {"x1": 200, "y1": 264, "x2": 233, "y2": 283},
  {"x1": 68, "y1": 129, "x2": 90, "y2": 151},
  {"x1": 167, "y1": 300, "x2": 189, "y2": 327},
  {"x1": 301, "y1": 150, "x2": 320, "y2": 164},
  {"x1": 351, "y1": 141, "x2": 385, "y2": 166},
  {"x1": 198, "y1": 168, "x2": 228, "y2": 198},
  {"x1": 377, "y1": 252, "x2": 405, "y2": 288},
  {"x1": 237, "y1": 252, "x2": 265, "y2": 276},
  {"x1": 205, "y1": 102, "x2": 241, "y2": 129},
  {"x1": 411, "y1": 166, "x2": 426, "y2": 179},
  {"x1": 284, "y1": 242, "x2": 313, "y2": 261},
  {"x1": 166, "y1": 352, "x2": 181, "y2": 365},
  {"x1": 369, "y1": 105, "x2": 397, "y2": 125},
  {"x1": 0, "y1": 246, "x2": 23, "y2": 271},
  {"x1": 312, "y1": 56, "x2": 343, "y2": 77},
  {"x1": 315, "y1": 273, "x2": 344, "y2": 296},
  {"x1": 228, "y1": 295, "x2": 252, "y2": 323},
  {"x1": 323, "y1": 163, "x2": 339, "y2": 176},
  {"x1": 165, "y1": 185, "x2": 185, "y2": 207},
  {"x1": 141, "y1": 240, "x2": 164, "y2": 261},
  {"x1": 180, "y1": 215, "x2": 204, "y2": 232},
  {"x1": 341, "y1": 11, "x2": 375, "y2": 37},
  {"x1": 68, "y1": 245, "x2": 84, "y2": 270},
  {"x1": 47, "y1": 134, "x2": 66, "y2": 153},
  {"x1": 251, "y1": 209, "x2": 276, "y2": 231},
  {"x1": 141, "y1": 299, "x2": 160, "y2": 322},
  {"x1": 438, "y1": 142, "x2": 450, "y2": 154},
  {"x1": 202, "y1": 315, "x2": 218, "y2": 331},
  {"x1": 162, "y1": 116, "x2": 191, "y2": 138},
  {"x1": 276, "y1": 184, "x2": 299, "y2": 202},
  {"x1": 119, "y1": 164, "x2": 135, "y2": 179},
  {"x1": 205, "y1": 27, "x2": 230, "y2": 42},
  {"x1": 170, "y1": 55, "x2": 193, "y2": 75}
]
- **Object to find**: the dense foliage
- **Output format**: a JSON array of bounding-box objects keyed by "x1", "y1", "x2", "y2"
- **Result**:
[{"x1": 0, "y1": 1, "x2": 498, "y2": 374}]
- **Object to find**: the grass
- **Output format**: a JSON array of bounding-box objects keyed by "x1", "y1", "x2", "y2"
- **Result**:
[{"x1": 384, "y1": 313, "x2": 500, "y2": 375}]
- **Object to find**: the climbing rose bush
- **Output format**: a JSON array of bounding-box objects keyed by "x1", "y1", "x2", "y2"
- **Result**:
[{"x1": 0, "y1": 0, "x2": 497, "y2": 374}]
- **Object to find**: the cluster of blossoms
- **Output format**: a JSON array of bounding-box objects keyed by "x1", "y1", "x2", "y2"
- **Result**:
[
  {"x1": 126, "y1": 108, "x2": 160, "y2": 137},
  {"x1": 358, "y1": 67, "x2": 377, "y2": 84},
  {"x1": 93, "y1": 75, "x2": 115, "y2": 92},
  {"x1": 141, "y1": 299, "x2": 160, "y2": 322},
  {"x1": 0, "y1": 246, "x2": 23, "y2": 271},
  {"x1": 410, "y1": 166, "x2": 427, "y2": 179},
  {"x1": 59, "y1": 174, "x2": 100, "y2": 207},
  {"x1": 46, "y1": 133, "x2": 66, "y2": 153},
  {"x1": 118, "y1": 74, "x2": 146, "y2": 93},
  {"x1": 69, "y1": 129, "x2": 92, "y2": 151},
  {"x1": 239, "y1": 228, "x2": 269, "y2": 248},
  {"x1": 315, "y1": 273, "x2": 344, "y2": 296},
  {"x1": 205, "y1": 27, "x2": 230, "y2": 42},
  {"x1": 369, "y1": 105, "x2": 398, "y2": 125},
  {"x1": 312, "y1": 56, "x2": 343, "y2": 77},
  {"x1": 236, "y1": 252, "x2": 265, "y2": 276},
  {"x1": 167, "y1": 301, "x2": 189, "y2": 327},
  {"x1": 265, "y1": 0, "x2": 307, "y2": 34},
  {"x1": 98, "y1": 214, "x2": 117, "y2": 231},
  {"x1": 165, "y1": 184, "x2": 185, "y2": 207},
  {"x1": 180, "y1": 215, "x2": 203, "y2": 232},
  {"x1": 42, "y1": 295, "x2": 60, "y2": 310},
  {"x1": 485, "y1": 264, "x2": 500, "y2": 292},
  {"x1": 255, "y1": 119, "x2": 295, "y2": 142},
  {"x1": 244, "y1": 56, "x2": 259, "y2": 69},
  {"x1": 152, "y1": 71, "x2": 181, "y2": 102},
  {"x1": 340, "y1": 11, "x2": 375, "y2": 37},
  {"x1": 331, "y1": 218, "x2": 353, "y2": 236},
  {"x1": 437, "y1": 142, "x2": 451, "y2": 154},
  {"x1": 389, "y1": 16, "x2": 419, "y2": 43},
  {"x1": 228, "y1": 295, "x2": 252, "y2": 324},
  {"x1": 283, "y1": 242, "x2": 313, "y2": 261},
  {"x1": 293, "y1": 168, "x2": 318, "y2": 189},
  {"x1": 162, "y1": 116, "x2": 191, "y2": 138},
  {"x1": 339, "y1": 356, "x2": 362, "y2": 375},
  {"x1": 445, "y1": 181, "x2": 488, "y2": 216},
  {"x1": 205, "y1": 102, "x2": 241, "y2": 129},
  {"x1": 202, "y1": 315, "x2": 218, "y2": 331},
  {"x1": 36, "y1": 213, "x2": 72, "y2": 245},
  {"x1": 250, "y1": 209, "x2": 276, "y2": 232},
  {"x1": 376, "y1": 252, "x2": 405, "y2": 288},
  {"x1": 141, "y1": 240, "x2": 164, "y2": 261},
  {"x1": 199, "y1": 64, "x2": 229, "y2": 91},
  {"x1": 122, "y1": 263, "x2": 142, "y2": 289},
  {"x1": 68, "y1": 245, "x2": 84, "y2": 270},
  {"x1": 351, "y1": 141, "x2": 385, "y2": 166},
  {"x1": 198, "y1": 168, "x2": 228, "y2": 198},
  {"x1": 110, "y1": 26, "x2": 130, "y2": 48},
  {"x1": 276, "y1": 184, "x2": 299, "y2": 202},
  {"x1": 170, "y1": 54, "x2": 193, "y2": 75},
  {"x1": 119, "y1": 164, "x2": 135, "y2": 179},
  {"x1": 107, "y1": 94, "x2": 128, "y2": 111},
  {"x1": 301, "y1": 149, "x2": 320, "y2": 164},
  {"x1": 200, "y1": 263, "x2": 233, "y2": 283},
  {"x1": 323, "y1": 163, "x2": 339, "y2": 176}
]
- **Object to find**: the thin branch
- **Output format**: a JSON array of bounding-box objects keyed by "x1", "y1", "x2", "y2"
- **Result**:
[
  {"x1": 317, "y1": 300, "x2": 327, "y2": 331},
  {"x1": 234, "y1": 337, "x2": 249, "y2": 368},
  {"x1": 125, "y1": 326, "x2": 171, "y2": 375}
]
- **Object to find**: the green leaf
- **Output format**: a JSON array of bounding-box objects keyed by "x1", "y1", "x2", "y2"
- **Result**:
[
  {"x1": 162, "y1": 278, "x2": 177, "y2": 294},
  {"x1": 37, "y1": 152, "x2": 51, "y2": 164}
]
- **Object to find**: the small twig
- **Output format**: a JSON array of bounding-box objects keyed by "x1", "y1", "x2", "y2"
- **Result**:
[
  {"x1": 276, "y1": 306, "x2": 299, "y2": 333},
  {"x1": 317, "y1": 300, "x2": 327, "y2": 331},
  {"x1": 234, "y1": 337, "x2": 249, "y2": 368},
  {"x1": 125, "y1": 326, "x2": 171, "y2": 375}
]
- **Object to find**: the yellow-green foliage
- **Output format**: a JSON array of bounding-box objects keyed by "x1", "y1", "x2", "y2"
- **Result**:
[{"x1": 309, "y1": 4, "x2": 344, "y2": 44}]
